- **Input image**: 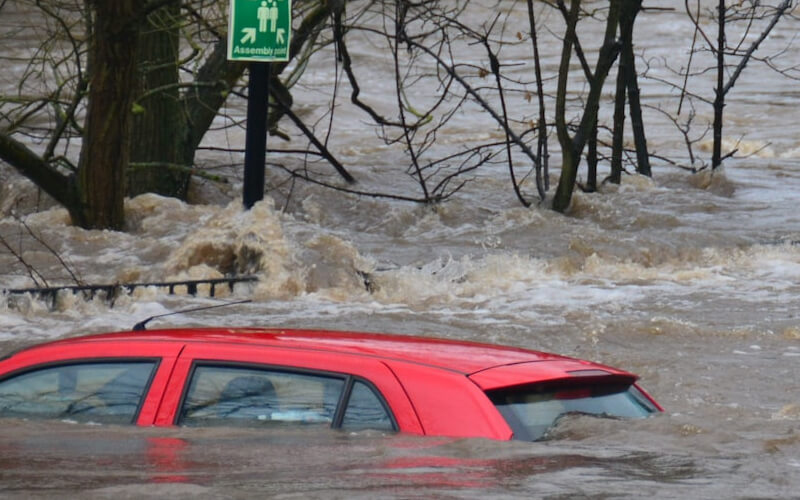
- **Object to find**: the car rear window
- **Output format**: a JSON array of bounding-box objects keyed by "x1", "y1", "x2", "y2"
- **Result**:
[
  {"x1": 489, "y1": 383, "x2": 658, "y2": 441},
  {"x1": 341, "y1": 380, "x2": 394, "y2": 432}
]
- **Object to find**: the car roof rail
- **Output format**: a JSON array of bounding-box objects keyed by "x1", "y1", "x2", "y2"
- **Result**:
[{"x1": 132, "y1": 299, "x2": 252, "y2": 331}]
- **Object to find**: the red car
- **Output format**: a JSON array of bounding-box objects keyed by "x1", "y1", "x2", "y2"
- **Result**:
[{"x1": 0, "y1": 328, "x2": 661, "y2": 441}]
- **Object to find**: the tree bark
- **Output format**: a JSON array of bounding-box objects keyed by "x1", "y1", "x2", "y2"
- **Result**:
[
  {"x1": 128, "y1": 0, "x2": 188, "y2": 198},
  {"x1": 712, "y1": 0, "x2": 725, "y2": 170},
  {"x1": 180, "y1": 39, "x2": 247, "y2": 170},
  {"x1": 553, "y1": 0, "x2": 621, "y2": 212},
  {"x1": 610, "y1": 56, "x2": 626, "y2": 184},
  {"x1": 526, "y1": 0, "x2": 549, "y2": 198},
  {"x1": 0, "y1": 132, "x2": 76, "y2": 208},
  {"x1": 621, "y1": 0, "x2": 650, "y2": 176},
  {"x1": 587, "y1": 122, "x2": 599, "y2": 191},
  {"x1": 75, "y1": 0, "x2": 141, "y2": 229},
  {"x1": 552, "y1": 0, "x2": 580, "y2": 212}
]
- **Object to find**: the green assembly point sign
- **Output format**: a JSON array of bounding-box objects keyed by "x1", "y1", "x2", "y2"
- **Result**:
[{"x1": 228, "y1": 0, "x2": 292, "y2": 62}]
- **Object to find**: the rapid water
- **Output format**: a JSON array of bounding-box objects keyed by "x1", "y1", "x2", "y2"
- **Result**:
[{"x1": 1, "y1": 1, "x2": 799, "y2": 497}]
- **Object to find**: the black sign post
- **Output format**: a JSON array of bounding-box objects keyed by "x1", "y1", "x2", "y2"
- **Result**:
[
  {"x1": 243, "y1": 62, "x2": 269, "y2": 209},
  {"x1": 227, "y1": 0, "x2": 291, "y2": 209}
]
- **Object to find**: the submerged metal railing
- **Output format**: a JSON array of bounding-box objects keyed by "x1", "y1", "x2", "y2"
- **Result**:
[{"x1": 3, "y1": 276, "x2": 259, "y2": 306}]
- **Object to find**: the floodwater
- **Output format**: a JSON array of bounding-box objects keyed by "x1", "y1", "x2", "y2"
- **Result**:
[{"x1": 1, "y1": 1, "x2": 800, "y2": 498}]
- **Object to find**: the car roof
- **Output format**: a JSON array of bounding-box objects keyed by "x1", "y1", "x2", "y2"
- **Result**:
[{"x1": 20, "y1": 327, "x2": 592, "y2": 375}]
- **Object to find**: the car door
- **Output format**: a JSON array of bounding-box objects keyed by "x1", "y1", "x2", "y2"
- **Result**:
[
  {"x1": 0, "y1": 340, "x2": 183, "y2": 426},
  {"x1": 155, "y1": 343, "x2": 423, "y2": 434}
]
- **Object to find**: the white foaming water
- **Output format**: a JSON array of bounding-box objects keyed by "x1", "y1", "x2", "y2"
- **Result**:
[{"x1": 3, "y1": 156, "x2": 800, "y2": 338}]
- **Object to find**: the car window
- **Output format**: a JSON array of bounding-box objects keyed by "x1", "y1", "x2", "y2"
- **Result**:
[
  {"x1": 0, "y1": 361, "x2": 157, "y2": 424},
  {"x1": 179, "y1": 365, "x2": 345, "y2": 426},
  {"x1": 489, "y1": 383, "x2": 658, "y2": 441},
  {"x1": 341, "y1": 380, "x2": 394, "y2": 431}
]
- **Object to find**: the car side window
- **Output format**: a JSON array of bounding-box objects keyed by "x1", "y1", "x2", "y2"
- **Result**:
[
  {"x1": 179, "y1": 365, "x2": 345, "y2": 426},
  {"x1": 341, "y1": 380, "x2": 394, "y2": 431},
  {"x1": 0, "y1": 361, "x2": 156, "y2": 424}
]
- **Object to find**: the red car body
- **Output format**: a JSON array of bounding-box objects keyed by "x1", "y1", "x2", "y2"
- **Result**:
[{"x1": 0, "y1": 328, "x2": 661, "y2": 440}]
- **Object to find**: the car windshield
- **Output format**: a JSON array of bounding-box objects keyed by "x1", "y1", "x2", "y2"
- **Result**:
[{"x1": 489, "y1": 383, "x2": 658, "y2": 441}]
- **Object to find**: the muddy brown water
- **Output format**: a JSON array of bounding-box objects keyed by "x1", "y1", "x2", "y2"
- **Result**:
[{"x1": 2, "y1": 1, "x2": 800, "y2": 497}]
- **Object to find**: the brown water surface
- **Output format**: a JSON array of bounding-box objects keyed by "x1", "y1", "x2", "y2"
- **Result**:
[{"x1": 2, "y1": 1, "x2": 800, "y2": 497}]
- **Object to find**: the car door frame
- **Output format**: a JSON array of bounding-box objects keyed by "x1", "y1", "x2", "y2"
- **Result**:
[
  {"x1": 0, "y1": 340, "x2": 184, "y2": 426},
  {"x1": 156, "y1": 342, "x2": 423, "y2": 434}
]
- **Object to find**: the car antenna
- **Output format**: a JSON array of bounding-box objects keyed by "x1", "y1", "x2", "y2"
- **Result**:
[{"x1": 132, "y1": 299, "x2": 252, "y2": 331}]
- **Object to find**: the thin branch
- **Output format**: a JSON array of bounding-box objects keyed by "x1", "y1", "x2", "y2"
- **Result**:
[
  {"x1": 722, "y1": 0, "x2": 793, "y2": 96},
  {"x1": 16, "y1": 216, "x2": 84, "y2": 286}
]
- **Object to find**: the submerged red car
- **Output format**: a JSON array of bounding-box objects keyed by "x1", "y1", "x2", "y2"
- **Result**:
[{"x1": 0, "y1": 328, "x2": 661, "y2": 441}]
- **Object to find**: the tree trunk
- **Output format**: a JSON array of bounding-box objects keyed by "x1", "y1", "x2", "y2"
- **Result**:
[
  {"x1": 0, "y1": 133, "x2": 76, "y2": 208},
  {"x1": 526, "y1": 0, "x2": 549, "y2": 198},
  {"x1": 610, "y1": 59, "x2": 626, "y2": 184},
  {"x1": 621, "y1": 0, "x2": 650, "y2": 176},
  {"x1": 712, "y1": 0, "x2": 725, "y2": 170},
  {"x1": 587, "y1": 122, "x2": 599, "y2": 191},
  {"x1": 128, "y1": 0, "x2": 188, "y2": 198},
  {"x1": 74, "y1": 0, "x2": 140, "y2": 229},
  {"x1": 553, "y1": 0, "x2": 621, "y2": 212},
  {"x1": 552, "y1": 0, "x2": 580, "y2": 212},
  {"x1": 180, "y1": 39, "x2": 247, "y2": 175}
]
